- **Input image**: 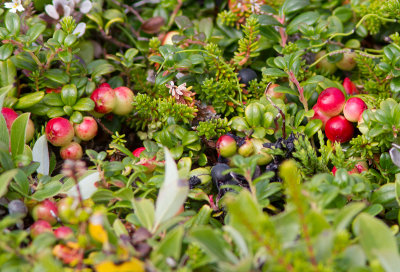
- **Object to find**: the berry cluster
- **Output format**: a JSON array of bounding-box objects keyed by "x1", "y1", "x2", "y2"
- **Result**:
[{"x1": 312, "y1": 80, "x2": 367, "y2": 143}]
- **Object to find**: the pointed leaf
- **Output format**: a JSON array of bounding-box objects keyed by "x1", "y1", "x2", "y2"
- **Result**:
[
  {"x1": 32, "y1": 135, "x2": 50, "y2": 175},
  {"x1": 153, "y1": 148, "x2": 188, "y2": 230}
]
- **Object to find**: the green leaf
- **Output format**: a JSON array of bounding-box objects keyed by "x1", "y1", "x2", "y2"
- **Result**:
[
  {"x1": 262, "y1": 68, "x2": 287, "y2": 77},
  {"x1": 132, "y1": 198, "x2": 155, "y2": 230},
  {"x1": 0, "y1": 115, "x2": 8, "y2": 147},
  {"x1": 0, "y1": 60, "x2": 17, "y2": 96},
  {"x1": 281, "y1": 0, "x2": 309, "y2": 14},
  {"x1": 390, "y1": 77, "x2": 400, "y2": 93},
  {"x1": 153, "y1": 148, "x2": 188, "y2": 231},
  {"x1": 61, "y1": 84, "x2": 78, "y2": 106},
  {"x1": 63, "y1": 34, "x2": 77, "y2": 47},
  {"x1": 72, "y1": 98, "x2": 95, "y2": 111},
  {"x1": 0, "y1": 169, "x2": 18, "y2": 198},
  {"x1": 10, "y1": 113, "x2": 29, "y2": 159},
  {"x1": 5, "y1": 12, "x2": 20, "y2": 36},
  {"x1": 149, "y1": 55, "x2": 164, "y2": 64},
  {"x1": 31, "y1": 180, "x2": 62, "y2": 201},
  {"x1": 286, "y1": 11, "x2": 319, "y2": 35},
  {"x1": 14, "y1": 91, "x2": 44, "y2": 109},
  {"x1": 175, "y1": 16, "x2": 193, "y2": 29},
  {"x1": 27, "y1": 23, "x2": 46, "y2": 42},
  {"x1": 43, "y1": 93, "x2": 63, "y2": 106},
  {"x1": 153, "y1": 225, "x2": 184, "y2": 260},
  {"x1": 304, "y1": 119, "x2": 322, "y2": 138},
  {"x1": 258, "y1": 15, "x2": 282, "y2": 26},
  {"x1": 44, "y1": 69, "x2": 70, "y2": 84},
  {"x1": 353, "y1": 213, "x2": 400, "y2": 272},
  {"x1": 333, "y1": 6, "x2": 352, "y2": 22},
  {"x1": 333, "y1": 202, "x2": 365, "y2": 231},
  {"x1": 0, "y1": 44, "x2": 14, "y2": 61},
  {"x1": 70, "y1": 111, "x2": 83, "y2": 124},
  {"x1": 189, "y1": 226, "x2": 238, "y2": 263}
]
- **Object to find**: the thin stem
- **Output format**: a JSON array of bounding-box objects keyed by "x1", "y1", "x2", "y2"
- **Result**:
[
  {"x1": 265, "y1": 89, "x2": 286, "y2": 139},
  {"x1": 288, "y1": 71, "x2": 308, "y2": 112},
  {"x1": 167, "y1": 0, "x2": 183, "y2": 29},
  {"x1": 110, "y1": 0, "x2": 144, "y2": 23},
  {"x1": 309, "y1": 49, "x2": 382, "y2": 69},
  {"x1": 308, "y1": 14, "x2": 397, "y2": 49}
]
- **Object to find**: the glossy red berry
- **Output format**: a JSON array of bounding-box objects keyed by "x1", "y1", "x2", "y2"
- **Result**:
[
  {"x1": 311, "y1": 105, "x2": 331, "y2": 129},
  {"x1": 216, "y1": 135, "x2": 237, "y2": 158},
  {"x1": 343, "y1": 78, "x2": 358, "y2": 95},
  {"x1": 90, "y1": 86, "x2": 116, "y2": 114},
  {"x1": 74, "y1": 117, "x2": 98, "y2": 141},
  {"x1": 1, "y1": 108, "x2": 18, "y2": 131},
  {"x1": 54, "y1": 226, "x2": 74, "y2": 239},
  {"x1": 343, "y1": 97, "x2": 367, "y2": 122},
  {"x1": 30, "y1": 220, "x2": 53, "y2": 238},
  {"x1": 113, "y1": 86, "x2": 134, "y2": 115},
  {"x1": 316, "y1": 87, "x2": 346, "y2": 117},
  {"x1": 45, "y1": 117, "x2": 74, "y2": 147},
  {"x1": 60, "y1": 142, "x2": 83, "y2": 160},
  {"x1": 32, "y1": 199, "x2": 58, "y2": 225},
  {"x1": 325, "y1": 115, "x2": 354, "y2": 143}
]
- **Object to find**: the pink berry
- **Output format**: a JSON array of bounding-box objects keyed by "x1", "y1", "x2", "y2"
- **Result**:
[
  {"x1": 343, "y1": 78, "x2": 358, "y2": 95},
  {"x1": 60, "y1": 142, "x2": 83, "y2": 160},
  {"x1": 316, "y1": 87, "x2": 346, "y2": 117},
  {"x1": 343, "y1": 97, "x2": 367, "y2": 122},
  {"x1": 74, "y1": 117, "x2": 98, "y2": 141},
  {"x1": 311, "y1": 105, "x2": 331, "y2": 129},
  {"x1": 30, "y1": 220, "x2": 53, "y2": 238},
  {"x1": 90, "y1": 86, "x2": 116, "y2": 114},
  {"x1": 54, "y1": 226, "x2": 74, "y2": 239},
  {"x1": 45, "y1": 117, "x2": 74, "y2": 147},
  {"x1": 113, "y1": 86, "x2": 134, "y2": 115},
  {"x1": 325, "y1": 115, "x2": 354, "y2": 143},
  {"x1": 1, "y1": 108, "x2": 18, "y2": 131},
  {"x1": 25, "y1": 119, "x2": 35, "y2": 143},
  {"x1": 32, "y1": 199, "x2": 58, "y2": 225},
  {"x1": 216, "y1": 135, "x2": 237, "y2": 158}
]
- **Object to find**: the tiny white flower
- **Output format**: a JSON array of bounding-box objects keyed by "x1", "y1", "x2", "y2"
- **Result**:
[
  {"x1": 45, "y1": 0, "x2": 74, "y2": 20},
  {"x1": 79, "y1": 0, "x2": 92, "y2": 14},
  {"x1": 4, "y1": 0, "x2": 24, "y2": 13},
  {"x1": 73, "y1": 22, "x2": 86, "y2": 37}
]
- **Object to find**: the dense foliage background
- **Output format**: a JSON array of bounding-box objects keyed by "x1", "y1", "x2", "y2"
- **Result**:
[{"x1": 2, "y1": 0, "x2": 400, "y2": 271}]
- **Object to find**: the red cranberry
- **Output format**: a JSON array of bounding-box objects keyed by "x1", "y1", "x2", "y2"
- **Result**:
[
  {"x1": 90, "y1": 86, "x2": 116, "y2": 114},
  {"x1": 316, "y1": 87, "x2": 345, "y2": 117},
  {"x1": 343, "y1": 78, "x2": 358, "y2": 95},
  {"x1": 74, "y1": 117, "x2": 98, "y2": 141},
  {"x1": 1, "y1": 108, "x2": 18, "y2": 131},
  {"x1": 343, "y1": 97, "x2": 367, "y2": 122},
  {"x1": 60, "y1": 142, "x2": 83, "y2": 160},
  {"x1": 45, "y1": 117, "x2": 74, "y2": 147},
  {"x1": 325, "y1": 115, "x2": 354, "y2": 143},
  {"x1": 54, "y1": 226, "x2": 74, "y2": 239},
  {"x1": 311, "y1": 105, "x2": 331, "y2": 129},
  {"x1": 113, "y1": 86, "x2": 134, "y2": 115},
  {"x1": 32, "y1": 199, "x2": 58, "y2": 225},
  {"x1": 216, "y1": 135, "x2": 237, "y2": 158},
  {"x1": 30, "y1": 220, "x2": 53, "y2": 238}
]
